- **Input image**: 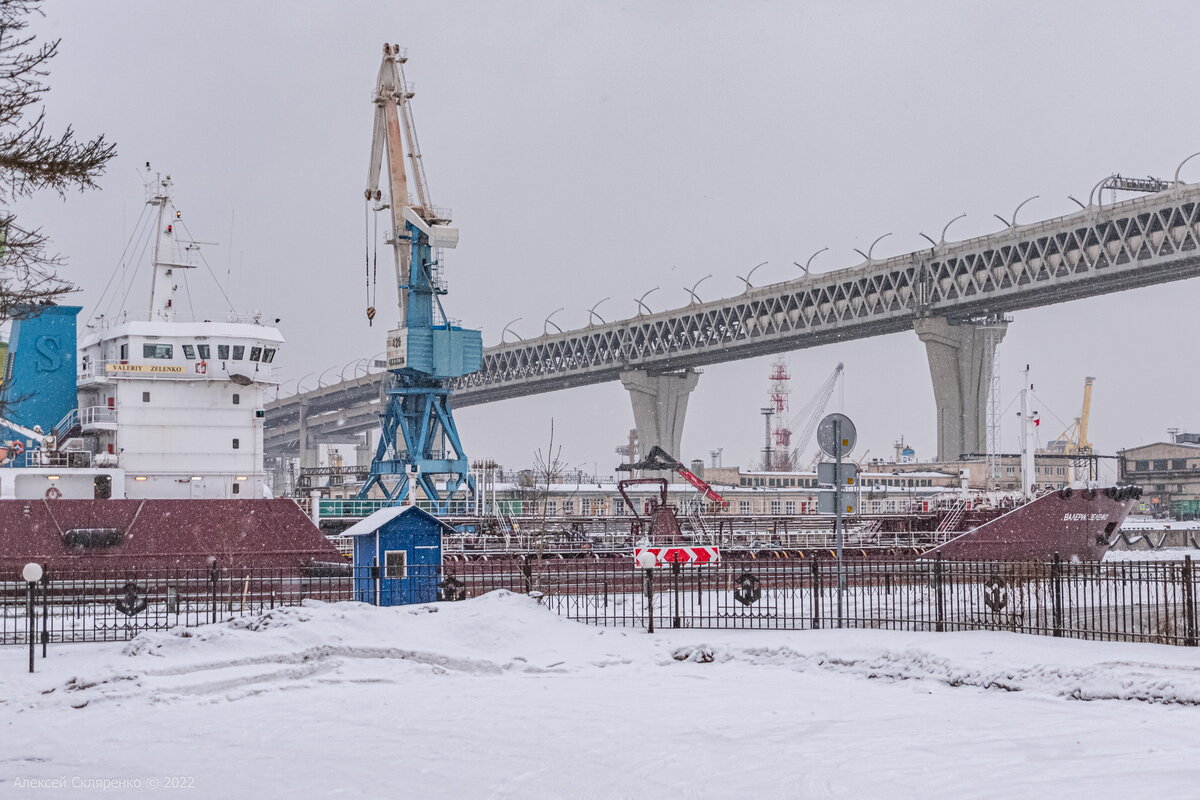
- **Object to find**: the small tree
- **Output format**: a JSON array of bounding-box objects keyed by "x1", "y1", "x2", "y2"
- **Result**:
[{"x1": 0, "y1": 0, "x2": 115, "y2": 318}]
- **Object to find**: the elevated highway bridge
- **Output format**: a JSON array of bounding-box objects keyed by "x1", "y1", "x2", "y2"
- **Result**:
[{"x1": 267, "y1": 180, "x2": 1200, "y2": 464}]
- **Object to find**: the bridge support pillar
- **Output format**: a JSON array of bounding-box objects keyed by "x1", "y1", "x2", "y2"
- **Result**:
[
  {"x1": 355, "y1": 431, "x2": 373, "y2": 469},
  {"x1": 298, "y1": 398, "x2": 320, "y2": 470},
  {"x1": 619, "y1": 368, "x2": 699, "y2": 477},
  {"x1": 914, "y1": 316, "x2": 1007, "y2": 462}
]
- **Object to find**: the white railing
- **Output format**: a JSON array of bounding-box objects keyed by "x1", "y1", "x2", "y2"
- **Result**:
[
  {"x1": 78, "y1": 406, "x2": 117, "y2": 426},
  {"x1": 86, "y1": 310, "x2": 270, "y2": 329}
]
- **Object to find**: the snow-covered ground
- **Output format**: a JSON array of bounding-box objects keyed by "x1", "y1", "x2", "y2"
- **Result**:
[{"x1": 2, "y1": 592, "x2": 1199, "y2": 799}]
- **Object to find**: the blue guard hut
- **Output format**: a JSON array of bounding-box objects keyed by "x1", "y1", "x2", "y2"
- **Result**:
[{"x1": 344, "y1": 505, "x2": 450, "y2": 606}]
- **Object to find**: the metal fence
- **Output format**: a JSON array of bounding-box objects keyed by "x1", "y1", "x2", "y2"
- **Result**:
[{"x1": 2, "y1": 556, "x2": 1197, "y2": 647}]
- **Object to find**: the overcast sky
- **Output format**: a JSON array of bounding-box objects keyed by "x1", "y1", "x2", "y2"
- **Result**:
[{"x1": 20, "y1": 1, "x2": 1200, "y2": 477}]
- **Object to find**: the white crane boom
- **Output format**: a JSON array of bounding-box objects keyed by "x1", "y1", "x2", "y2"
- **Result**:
[{"x1": 787, "y1": 363, "x2": 844, "y2": 467}]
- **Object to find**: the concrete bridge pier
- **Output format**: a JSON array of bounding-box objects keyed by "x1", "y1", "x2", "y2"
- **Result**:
[
  {"x1": 297, "y1": 397, "x2": 321, "y2": 470},
  {"x1": 356, "y1": 431, "x2": 373, "y2": 469},
  {"x1": 914, "y1": 316, "x2": 1007, "y2": 461},
  {"x1": 619, "y1": 368, "x2": 699, "y2": 476}
]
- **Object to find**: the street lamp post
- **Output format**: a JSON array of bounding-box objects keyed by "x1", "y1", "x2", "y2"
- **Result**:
[{"x1": 22, "y1": 563, "x2": 42, "y2": 673}]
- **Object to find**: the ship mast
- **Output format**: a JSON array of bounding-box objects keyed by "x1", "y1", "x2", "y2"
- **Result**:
[
  {"x1": 146, "y1": 175, "x2": 194, "y2": 323},
  {"x1": 1020, "y1": 364, "x2": 1035, "y2": 501}
]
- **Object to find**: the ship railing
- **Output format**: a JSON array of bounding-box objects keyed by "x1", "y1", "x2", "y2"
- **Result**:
[
  {"x1": 317, "y1": 498, "x2": 477, "y2": 519},
  {"x1": 86, "y1": 310, "x2": 270, "y2": 329},
  {"x1": 78, "y1": 406, "x2": 118, "y2": 426}
]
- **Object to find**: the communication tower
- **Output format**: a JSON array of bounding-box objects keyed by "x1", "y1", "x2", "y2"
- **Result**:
[{"x1": 765, "y1": 357, "x2": 793, "y2": 471}]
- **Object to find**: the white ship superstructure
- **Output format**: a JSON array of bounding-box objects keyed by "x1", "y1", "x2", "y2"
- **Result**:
[{"x1": 4, "y1": 175, "x2": 284, "y2": 500}]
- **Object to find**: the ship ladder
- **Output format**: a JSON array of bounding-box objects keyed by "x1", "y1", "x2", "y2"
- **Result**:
[{"x1": 936, "y1": 500, "x2": 966, "y2": 533}]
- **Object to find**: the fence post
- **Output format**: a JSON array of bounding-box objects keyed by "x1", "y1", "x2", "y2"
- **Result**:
[
  {"x1": 811, "y1": 558, "x2": 821, "y2": 629},
  {"x1": 934, "y1": 553, "x2": 945, "y2": 633},
  {"x1": 644, "y1": 567, "x2": 655, "y2": 635},
  {"x1": 1051, "y1": 552, "x2": 1063, "y2": 638},
  {"x1": 671, "y1": 561, "x2": 682, "y2": 629},
  {"x1": 1183, "y1": 555, "x2": 1197, "y2": 647},
  {"x1": 208, "y1": 561, "x2": 219, "y2": 624},
  {"x1": 40, "y1": 572, "x2": 49, "y2": 658}
]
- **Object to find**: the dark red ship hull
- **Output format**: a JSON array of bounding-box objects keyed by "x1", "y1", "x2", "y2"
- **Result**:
[{"x1": 926, "y1": 487, "x2": 1139, "y2": 561}]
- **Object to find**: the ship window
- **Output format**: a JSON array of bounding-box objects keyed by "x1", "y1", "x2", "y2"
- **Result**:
[
  {"x1": 232, "y1": 438, "x2": 240, "y2": 450},
  {"x1": 232, "y1": 345, "x2": 245, "y2": 360},
  {"x1": 119, "y1": 343, "x2": 128, "y2": 360},
  {"x1": 182, "y1": 344, "x2": 196, "y2": 359},
  {"x1": 232, "y1": 393, "x2": 240, "y2": 405},
  {"x1": 142, "y1": 391, "x2": 150, "y2": 403},
  {"x1": 143, "y1": 343, "x2": 173, "y2": 359},
  {"x1": 249, "y1": 346, "x2": 262, "y2": 361},
  {"x1": 232, "y1": 482, "x2": 240, "y2": 495},
  {"x1": 262, "y1": 348, "x2": 276, "y2": 363},
  {"x1": 197, "y1": 344, "x2": 211, "y2": 360},
  {"x1": 217, "y1": 345, "x2": 230, "y2": 360}
]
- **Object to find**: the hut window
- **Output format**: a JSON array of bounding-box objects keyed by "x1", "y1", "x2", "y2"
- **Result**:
[{"x1": 384, "y1": 550, "x2": 407, "y2": 579}]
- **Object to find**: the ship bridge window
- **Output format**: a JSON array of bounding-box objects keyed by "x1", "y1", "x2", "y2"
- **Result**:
[
  {"x1": 197, "y1": 344, "x2": 211, "y2": 360},
  {"x1": 182, "y1": 344, "x2": 196, "y2": 359},
  {"x1": 232, "y1": 345, "x2": 245, "y2": 360},
  {"x1": 217, "y1": 345, "x2": 230, "y2": 360},
  {"x1": 119, "y1": 343, "x2": 128, "y2": 360},
  {"x1": 250, "y1": 346, "x2": 262, "y2": 361},
  {"x1": 262, "y1": 348, "x2": 276, "y2": 363},
  {"x1": 143, "y1": 343, "x2": 173, "y2": 359}
]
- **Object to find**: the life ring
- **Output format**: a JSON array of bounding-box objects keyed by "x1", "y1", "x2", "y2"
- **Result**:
[
  {"x1": 195, "y1": 360, "x2": 207, "y2": 375},
  {"x1": 45, "y1": 486, "x2": 62, "y2": 500},
  {"x1": 10, "y1": 440, "x2": 24, "y2": 455}
]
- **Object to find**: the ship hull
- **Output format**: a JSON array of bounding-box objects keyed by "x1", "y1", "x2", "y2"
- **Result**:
[{"x1": 926, "y1": 487, "x2": 1139, "y2": 561}]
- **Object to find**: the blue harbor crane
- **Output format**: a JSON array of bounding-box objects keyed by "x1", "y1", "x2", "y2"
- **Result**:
[{"x1": 358, "y1": 44, "x2": 482, "y2": 512}]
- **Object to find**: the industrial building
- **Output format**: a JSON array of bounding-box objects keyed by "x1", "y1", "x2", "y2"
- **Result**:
[{"x1": 1118, "y1": 435, "x2": 1200, "y2": 517}]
